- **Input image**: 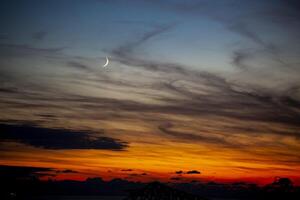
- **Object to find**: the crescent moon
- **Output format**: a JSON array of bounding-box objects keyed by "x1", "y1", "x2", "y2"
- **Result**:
[{"x1": 103, "y1": 56, "x2": 109, "y2": 67}]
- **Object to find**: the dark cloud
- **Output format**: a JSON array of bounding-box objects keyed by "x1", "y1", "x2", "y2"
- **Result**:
[
  {"x1": 57, "y1": 169, "x2": 78, "y2": 174},
  {"x1": 266, "y1": 0, "x2": 300, "y2": 25},
  {"x1": 0, "y1": 123, "x2": 128, "y2": 150},
  {"x1": 0, "y1": 165, "x2": 79, "y2": 180},
  {"x1": 37, "y1": 114, "x2": 57, "y2": 119},
  {"x1": 161, "y1": 81, "x2": 300, "y2": 130},
  {"x1": 32, "y1": 31, "x2": 47, "y2": 40},
  {"x1": 128, "y1": 173, "x2": 147, "y2": 177},
  {"x1": 174, "y1": 170, "x2": 201, "y2": 175},
  {"x1": 186, "y1": 170, "x2": 201, "y2": 174},
  {"x1": 0, "y1": 165, "x2": 53, "y2": 179},
  {"x1": 67, "y1": 61, "x2": 92, "y2": 72},
  {"x1": 0, "y1": 87, "x2": 19, "y2": 94},
  {"x1": 121, "y1": 169, "x2": 133, "y2": 172},
  {"x1": 280, "y1": 96, "x2": 300, "y2": 109}
]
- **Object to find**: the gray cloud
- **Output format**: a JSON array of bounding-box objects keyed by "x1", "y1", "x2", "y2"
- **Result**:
[
  {"x1": 228, "y1": 22, "x2": 290, "y2": 70},
  {"x1": 231, "y1": 49, "x2": 253, "y2": 70},
  {"x1": 2, "y1": 57, "x2": 299, "y2": 140},
  {"x1": 32, "y1": 31, "x2": 47, "y2": 40},
  {"x1": 1, "y1": 53, "x2": 300, "y2": 141},
  {"x1": 0, "y1": 43, "x2": 65, "y2": 58},
  {"x1": 112, "y1": 23, "x2": 174, "y2": 58},
  {"x1": 158, "y1": 122, "x2": 229, "y2": 146},
  {"x1": 228, "y1": 23, "x2": 266, "y2": 47},
  {"x1": 67, "y1": 61, "x2": 92, "y2": 72}
]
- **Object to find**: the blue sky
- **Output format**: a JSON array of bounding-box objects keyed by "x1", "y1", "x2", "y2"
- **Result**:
[{"x1": 1, "y1": 0, "x2": 240, "y2": 69}]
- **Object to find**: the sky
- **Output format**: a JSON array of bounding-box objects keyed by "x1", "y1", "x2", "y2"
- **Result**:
[{"x1": 0, "y1": 0, "x2": 300, "y2": 185}]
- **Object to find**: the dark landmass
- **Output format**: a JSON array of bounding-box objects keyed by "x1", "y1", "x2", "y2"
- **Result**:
[
  {"x1": 1, "y1": 165, "x2": 300, "y2": 200},
  {"x1": 124, "y1": 181, "x2": 207, "y2": 200}
]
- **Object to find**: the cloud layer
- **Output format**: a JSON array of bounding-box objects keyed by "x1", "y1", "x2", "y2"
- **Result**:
[{"x1": 0, "y1": 123, "x2": 128, "y2": 150}]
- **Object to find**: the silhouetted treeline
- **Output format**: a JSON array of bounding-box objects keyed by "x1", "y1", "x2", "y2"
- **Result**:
[
  {"x1": 1, "y1": 177, "x2": 145, "y2": 199},
  {"x1": 124, "y1": 181, "x2": 207, "y2": 200},
  {"x1": 173, "y1": 177, "x2": 300, "y2": 200},
  {"x1": 1, "y1": 166, "x2": 300, "y2": 200}
]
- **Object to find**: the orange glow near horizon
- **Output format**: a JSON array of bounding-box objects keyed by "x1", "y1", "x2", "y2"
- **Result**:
[{"x1": 1, "y1": 133, "x2": 300, "y2": 186}]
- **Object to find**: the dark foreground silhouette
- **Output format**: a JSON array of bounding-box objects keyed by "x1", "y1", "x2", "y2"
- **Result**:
[
  {"x1": 124, "y1": 181, "x2": 206, "y2": 200},
  {"x1": 2, "y1": 177, "x2": 300, "y2": 200},
  {"x1": 1, "y1": 165, "x2": 300, "y2": 200}
]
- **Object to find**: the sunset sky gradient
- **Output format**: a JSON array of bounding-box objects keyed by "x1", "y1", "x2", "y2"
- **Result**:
[{"x1": 0, "y1": 0, "x2": 300, "y2": 185}]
